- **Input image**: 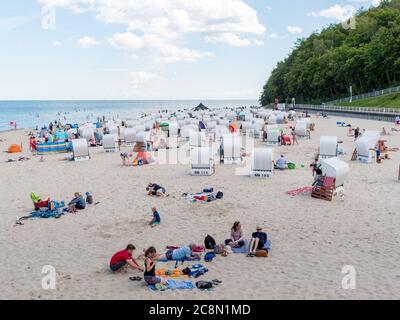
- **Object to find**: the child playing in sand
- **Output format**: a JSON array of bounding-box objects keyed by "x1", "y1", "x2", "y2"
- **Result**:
[{"x1": 149, "y1": 207, "x2": 161, "y2": 227}]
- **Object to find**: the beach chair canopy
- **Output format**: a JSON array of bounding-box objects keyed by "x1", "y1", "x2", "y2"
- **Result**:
[
  {"x1": 135, "y1": 131, "x2": 147, "y2": 143},
  {"x1": 320, "y1": 136, "x2": 338, "y2": 157},
  {"x1": 252, "y1": 148, "x2": 274, "y2": 171},
  {"x1": 102, "y1": 134, "x2": 117, "y2": 149},
  {"x1": 355, "y1": 136, "x2": 376, "y2": 157},
  {"x1": 321, "y1": 157, "x2": 350, "y2": 187},
  {"x1": 223, "y1": 134, "x2": 241, "y2": 158},
  {"x1": 268, "y1": 115, "x2": 277, "y2": 125},
  {"x1": 169, "y1": 122, "x2": 178, "y2": 136},
  {"x1": 190, "y1": 147, "x2": 211, "y2": 167},
  {"x1": 72, "y1": 139, "x2": 89, "y2": 158},
  {"x1": 124, "y1": 128, "x2": 136, "y2": 144},
  {"x1": 81, "y1": 127, "x2": 95, "y2": 140},
  {"x1": 295, "y1": 121, "x2": 308, "y2": 136},
  {"x1": 190, "y1": 131, "x2": 206, "y2": 147}
]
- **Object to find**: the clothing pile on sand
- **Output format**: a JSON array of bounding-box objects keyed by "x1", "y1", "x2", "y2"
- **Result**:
[{"x1": 183, "y1": 187, "x2": 223, "y2": 203}]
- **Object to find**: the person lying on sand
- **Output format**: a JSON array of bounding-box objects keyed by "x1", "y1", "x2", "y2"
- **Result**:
[
  {"x1": 158, "y1": 244, "x2": 199, "y2": 261},
  {"x1": 68, "y1": 192, "x2": 86, "y2": 213},
  {"x1": 149, "y1": 207, "x2": 161, "y2": 227},
  {"x1": 146, "y1": 182, "x2": 169, "y2": 197},
  {"x1": 144, "y1": 247, "x2": 166, "y2": 285},
  {"x1": 109, "y1": 244, "x2": 144, "y2": 273},
  {"x1": 247, "y1": 226, "x2": 268, "y2": 257}
]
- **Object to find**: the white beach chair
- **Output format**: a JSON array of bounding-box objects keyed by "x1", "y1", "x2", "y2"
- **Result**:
[
  {"x1": 319, "y1": 136, "x2": 338, "y2": 159},
  {"x1": 102, "y1": 134, "x2": 118, "y2": 152},
  {"x1": 81, "y1": 127, "x2": 95, "y2": 142},
  {"x1": 295, "y1": 121, "x2": 310, "y2": 139},
  {"x1": 266, "y1": 125, "x2": 280, "y2": 145},
  {"x1": 355, "y1": 136, "x2": 378, "y2": 163},
  {"x1": 321, "y1": 157, "x2": 350, "y2": 195},
  {"x1": 251, "y1": 148, "x2": 274, "y2": 178},
  {"x1": 189, "y1": 131, "x2": 206, "y2": 148},
  {"x1": 222, "y1": 134, "x2": 241, "y2": 164},
  {"x1": 124, "y1": 128, "x2": 136, "y2": 146},
  {"x1": 190, "y1": 147, "x2": 215, "y2": 176},
  {"x1": 72, "y1": 139, "x2": 90, "y2": 161}
]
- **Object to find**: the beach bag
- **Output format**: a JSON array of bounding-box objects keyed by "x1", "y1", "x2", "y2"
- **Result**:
[
  {"x1": 213, "y1": 244, "x2": 226, "y2": 255},
  {"x1": 256, "y1": 250, "x2": 268, "y2": 257},
  {"x1": 204, "y1": 235, "x2": 216, "y2": 250},
  {"x1": 203, "y1": 187, "x2": 214, "y2": 193},
  {"x1": 204, "y1": 252, "x2": 216, "y2": 262},
  {"x1": 196, "y1": 281, "x2": 213, "y2": 290},
  {"x1": 216, "y1": 191, "x2": 224, "y2": 199}
]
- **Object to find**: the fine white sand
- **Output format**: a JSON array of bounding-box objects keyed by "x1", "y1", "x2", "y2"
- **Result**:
[{"x1": 0, "y1": 115, "x2": 399, "y2": 300}]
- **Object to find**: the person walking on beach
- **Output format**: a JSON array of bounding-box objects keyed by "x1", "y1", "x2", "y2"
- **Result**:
[
  {"x1": 291, "y1": 127, "x2": 298, "y2": 145},
  {"x1": 109, "y1": 244, "x2": 144, "y2": 273}
]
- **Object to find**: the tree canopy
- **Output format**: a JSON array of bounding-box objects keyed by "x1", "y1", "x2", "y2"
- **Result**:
[{"x1": 260, "y1": 0, "x2": 400, "y2": 105}]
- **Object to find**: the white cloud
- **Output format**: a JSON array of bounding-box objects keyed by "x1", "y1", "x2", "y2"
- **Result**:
[
  {"x1": 204, "y1": 33, "x2": 263, "y2": 47},
  {"x1": 287, "y1": 26, "x2": 303, "y2": 34},
  {"x1": 77, "y1": 36, "x2": 98, "y2": 48},
  {"x1": 52, "y1": 40, "x2": 62, "y2": 47},
  {"x1": 308, "y1": 4, "x2": 356, "y2": 22},
  {"x1": 38, "y1": 0, "x2": 265, "y2": 62}
]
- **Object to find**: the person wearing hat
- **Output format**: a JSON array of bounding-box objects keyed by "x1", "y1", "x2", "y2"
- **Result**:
[{"x1": 247, "y1": 226, "x2": 268, "y2": 257}]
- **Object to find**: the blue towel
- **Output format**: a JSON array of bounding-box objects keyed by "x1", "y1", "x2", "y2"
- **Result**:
[
  {"x1": 231, "y1": 239, "x2": 272, "y2": 253},
  {"x1": 148, "y1": 280, "x2": 194, "y2": 291}
]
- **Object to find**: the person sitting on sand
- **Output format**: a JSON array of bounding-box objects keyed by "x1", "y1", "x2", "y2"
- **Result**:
[
  {"x1": 158, "y1": 244, "x2": 199, "y2": 261},
  {"x1": 248, "y1": 226, "x2": 268, "y2": 257},
  {"x1": 144, "y1": 247, "x2": 166, "y2": 286},
  {"x1": 146, "y1": 183, "x2": 168, "y2": 197},
  {"x1": 225, "y1": 221, "x2": 245, "y2": 248},
  {"x1": 68, "y1": 192, "x2": 86, "y2": 213},
  {"x1": 275, "y1": 155, "x2": 288, "y2": 170},
  {"x1": 149, "y1": 206, "x2": 161, "y2": 227},
  {"x1": 109, "y1": 244, "x2": 144, "y2": 273}
]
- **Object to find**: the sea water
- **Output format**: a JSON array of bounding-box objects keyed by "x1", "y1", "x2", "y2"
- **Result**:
[{"x1": 0, "y1": 100, "x2": 258, "y2": 132}]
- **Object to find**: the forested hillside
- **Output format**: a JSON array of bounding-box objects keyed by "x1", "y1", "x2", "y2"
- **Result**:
[{"x1": 260, "y1": 0, "x2": 400, "y2": 105}]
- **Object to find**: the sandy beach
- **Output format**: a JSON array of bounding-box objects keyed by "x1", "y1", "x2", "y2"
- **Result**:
[{"x1": 1, "y1": 115, "x2": 400, "y2": 300}]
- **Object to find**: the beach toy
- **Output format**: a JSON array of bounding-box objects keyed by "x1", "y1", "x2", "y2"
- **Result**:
[
  {"x1": 301, "y1": 164, "x2": 305, "y2": 168},
  {"x1": 288, "y1": 163, "x2": 296, "y2": 170}
]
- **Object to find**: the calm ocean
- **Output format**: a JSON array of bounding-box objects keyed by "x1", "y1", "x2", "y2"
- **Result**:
[{"x1": 0, "y1": 100, "x2": 259, "y2": 132}]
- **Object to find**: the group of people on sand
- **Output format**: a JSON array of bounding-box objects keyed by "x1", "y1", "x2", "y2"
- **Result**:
[
  {"x1": 109, "y1": 243, "x2": 200, "y2": 285},
  {"x1": 262, "y1": 127, "x2": 299, "y2": 146},
  {"x1": 224, "y1": 221, "x2": 269, "y2": 257}
]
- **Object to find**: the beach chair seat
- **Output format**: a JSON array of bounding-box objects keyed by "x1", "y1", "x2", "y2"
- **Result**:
[{"x1": 311, "y1": 177, "x2": 336, "y2": 201}]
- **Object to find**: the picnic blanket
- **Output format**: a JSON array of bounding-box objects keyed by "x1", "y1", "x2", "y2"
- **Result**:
[
  {"x1": 25, "y1": 201, "x2": 66, "y2": 220},
  {"x1": 158, "y1": 256, "x2": 201, "y2": 263}
]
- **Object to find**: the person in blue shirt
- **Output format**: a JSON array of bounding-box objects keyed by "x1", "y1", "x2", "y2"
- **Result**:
[
  {"x1": 275, "y1": 155, "x2": 288, "y2": 170},
  {"x1": 149, "y1": 206, "x2": 161, "y2": 227},
  {"x1": 68, "y1": 192, "x2": 86, "y2": 213},
  {"x1": 158, "y1": 244, "x2": 199, "y2": 261}
]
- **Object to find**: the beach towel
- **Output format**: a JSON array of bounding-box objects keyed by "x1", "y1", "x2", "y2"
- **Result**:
[
  {"x1": 148, "y1": 280, "x2": 194, "y2": 291},
  {"x1": 286, "y1": 186, "x2": 313, "y2": 196},
  {"x1": 231, "y1": 240, "x2": 272, "y2": 253}
]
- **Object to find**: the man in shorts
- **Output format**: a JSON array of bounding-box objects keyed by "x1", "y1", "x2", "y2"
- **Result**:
[{"x1": 109, "y1": 244, "x2": 144, "y2": 273}]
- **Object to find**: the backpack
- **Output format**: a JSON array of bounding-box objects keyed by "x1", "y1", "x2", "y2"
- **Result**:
[
  {"x1": 216, "y1": 191, "x2": 224, "y2": 199},
  {"x1": 196, "y1": 281, "x2": 213, "y2": 290},
  {"x1": 204, "y1": 235, "x2": 216, "y2": 250},
  {"x1": 256, "y1": 250, "x2": 268, "y2": 257},
  {"x1": 204, "y1": 252, "x2": 216, "y2": 262},
  {"x1": 203, "y1": 187, "x2": 214, "y2": 193}
]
